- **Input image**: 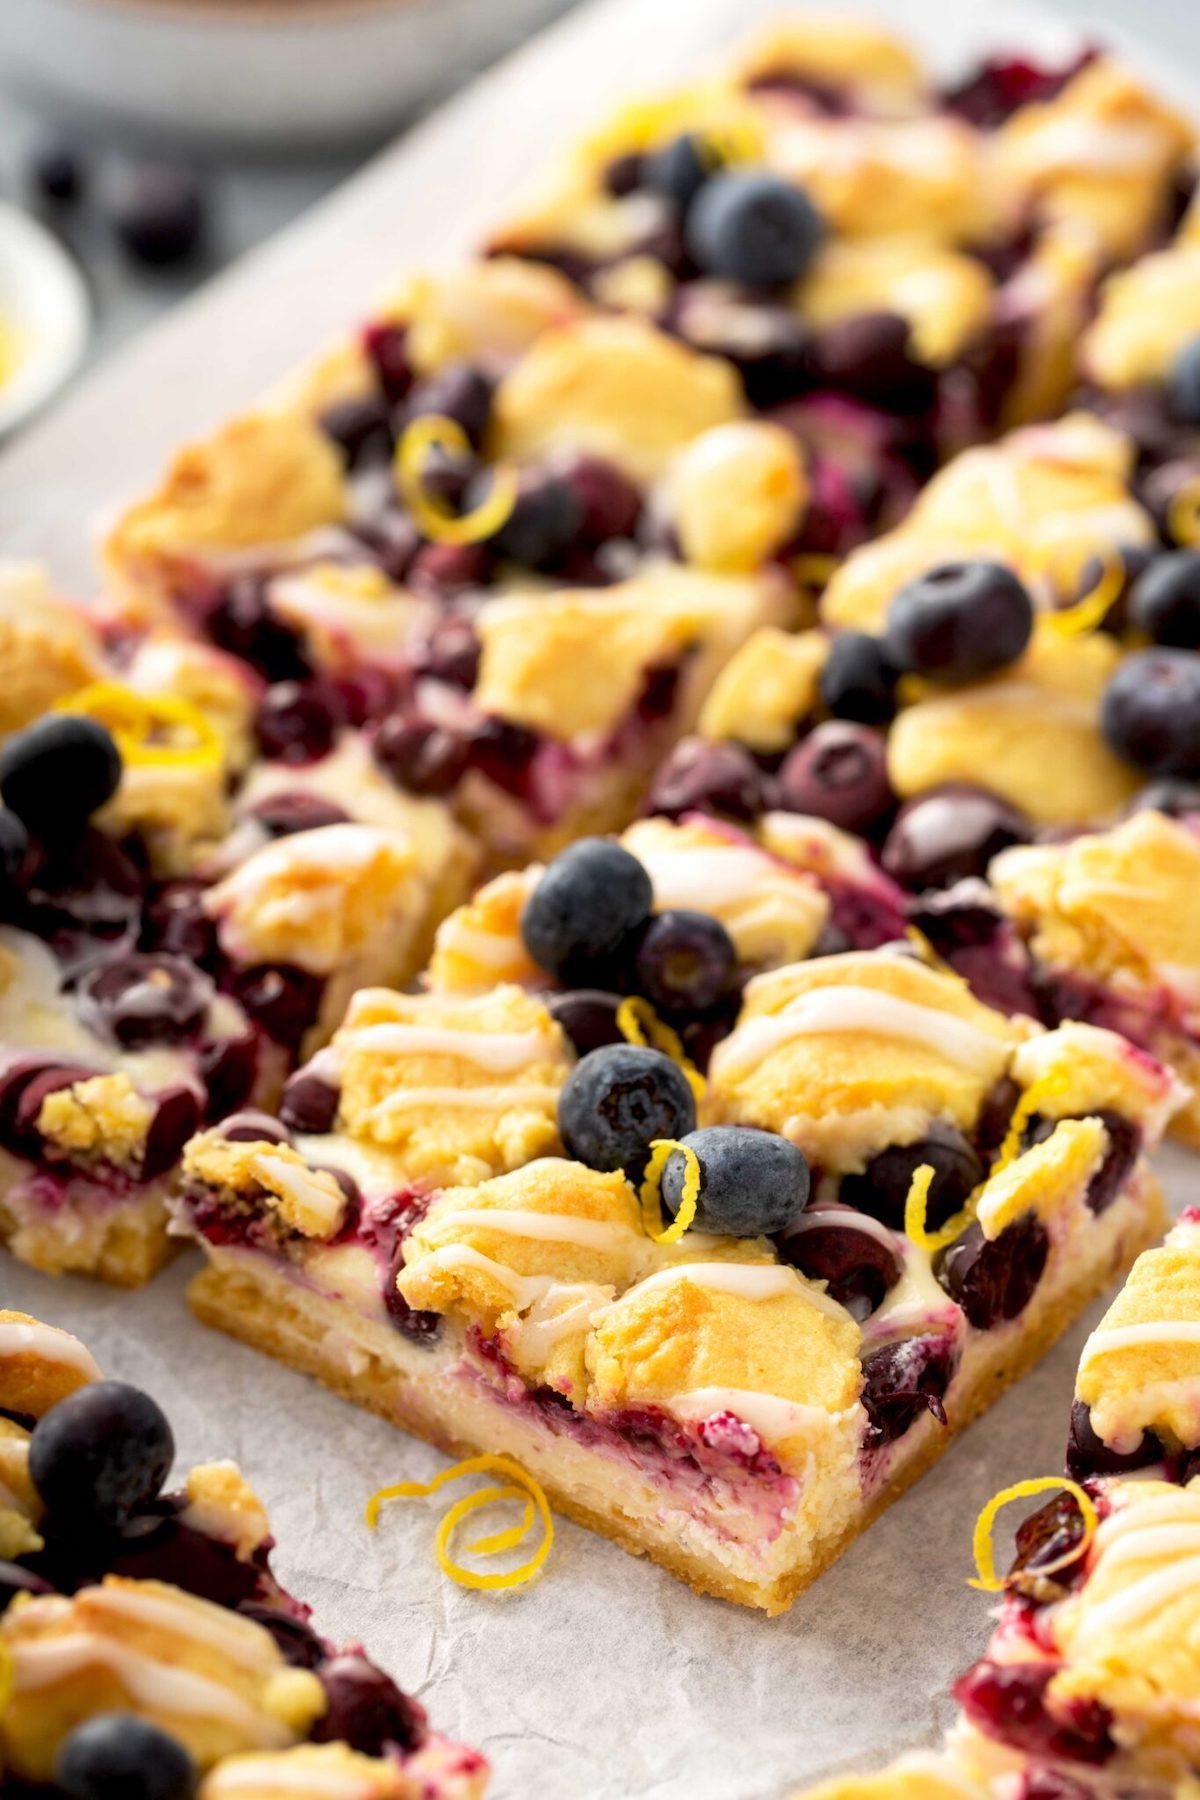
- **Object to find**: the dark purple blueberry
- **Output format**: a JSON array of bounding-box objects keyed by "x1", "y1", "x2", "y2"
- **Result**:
[
  {"x1": 840, "y1": 1124, "x2": 983, "y2": 1233},
  {"x1": 521, "y1": 838, "x2": 653, "y2": 984},
  {"x1": 23, "y1": 831, "x2": 146, "y2": 966},
  {"x1": 645, "y1": 736, "x2": 766, "y2": 824},
  {"x1": 1129, "y1": 549, "x2": 1200, "y2": 648},
  {"x1": 110, "y1": 164, "x2": 206, "y2": 269},
  {"x1": 207, "y1": 578, "x2": 311, "y2": 684},
  {"x1": 362, "y1": 321, "x2": 412, "y2": 404},
  {"x1": 408, "y1": 613, "x2": 481, "y2": 690},
  {"x1": 31, "y1": 144, "x2": 85, "y2": 207},
  {"x1": 1127, "y1": 776, "x2": 1200, "y2": 818},
  {"x1": 1066, "y1": 1398, "x2": 1162, "y2": 1480},
  {"x1": 310, "y1": 1654, "x2": 426, "y2": 1756},
  {"x1": 632, "y1": 908, "x2": 736, "y2": 1014},
  {"x1": 408, "y1": 540, "x2": 492, "y2": 597},
  {"x1": 885, "y1": 561, "x2": 1034, "y2": 680},
  {"x1": 318, "y1": 396, "x2": 393, "y2": 471},
  {"x1": 355, "y1": 509, "x2": 421, "y2": 583},
  {"x1": 249, "y1": 791, "x2": 350, "y2": 836},
  {"x1": 819, "y1": 631, "x2": 898, "y2": 726},
  {"x1": 279, "y1": 1072, "x2": 340, "y2": 1136},
  {"x1": 1010, "y1": 1488, "x2": 1091, "y2": 1586},
  {"x1": 809, "y1": 312, "x2": 936, "y2": 415},
  {"x1": 141, "y1": 879, "x2": 216, "y2": 965},
  {"x1": 57, "y1": 1714, "x2": 196, "y2": 1800},
  {"x1": 644, "y1": 133, "x2": 711, "y2": 211},
  {"x1": 881, "y1": 783, "x2": 1032, "y2": 890},
  {"x1": 256, "y1": 680, "x2": 342, "y2": 765},
  {"x1": 404, "y1": 363, "x2": 493, "y2": 451},
  {"x1": 198, "y1": 1034, "x2": 258, "y2": 1121},
  {"x1": 383, "y1": 1251, "x2": 444, "y2": 1345},
  {"x1": 491, "y1": 473, "x2": 584, "y2": 569},
  {"x1": 938, "y1": 1211, "x2": 1049, "y2": 1329},
  {"x1": 0, "y1": 809, "x2": 30, "y2": 887},
  {"x1": 141, "y1": 1086, "x2": 203, "y2": 1181},
  {"x1": 1101, "y1": 648, "x2": 1200, "y2": 776},
  {"x1": 0, "y1": 716, "x2": 122, "y2": 841},
  {"x1": 76, "y1": 954, "x2": 213, "y2": 1048},
  {"x1": 236, "y1": 1602, "x2": 326, "y2": 1668},
  {"x1": 662, "y1": 1125, "x2": 808, "y2": 1237},
  {"x1": 777, "y1": 722, "x2": 894, "y2": 834},
  {"x1": 562, "y1": 454, "x2": 643, "y2": 545},
  {"x1": 372, "y1": 713, "x2": 470, "y2": 797},
  {"x1": 220, "y1": 1109, "x2": 291, "y2": 1145},
  {"x1": 546, "y1": 988, "x2": 624, "y2": 1058},
  {"x1": 686, "y1": 170, "x2": 824, "y2": 287},
  {"x1": 1017, "y1": 1774, "x2": 1099, "y2": 1800},
  {"x1": 467, "y1": 716, "x2": 540, "y2": 798},
  {"x1": 953, "y1": 1661, "x2": 1115, "y2": 1766},
  {"x1": 558, "y1": 1044, "x2": 696, "y2": 1178},
  {"x1": 29, "y1": 1381, "x2": 174, "y2": 1533},
  {"x1": 232, "y1": 964, "x2": 324, "y2": 1052},
  {"x1": 0, "y1": 1560, "x2": 53, "y2": 1612},
  {"x1": 859, "y1": 1336, "x2": 956, "y2": 1447},
  {"x1": 777, "y1": 1216, "x2": 900, "y2": 1316},
  {"x1": 604, "y1": 151, "x2": 644, "y2": 197},
  {"x1": 1084, "y1": 1110, "x2": 1141, "y2": 1216},
  {"x1": 942, "y1": 51, "x2": 1089, "y2": 128},
  {"x1": 0, "y1": 1060, "x2": 95, "y2": 1152},
  {"x1": 1169, "y1": 335, "x2": 1200, "y2": 427}
]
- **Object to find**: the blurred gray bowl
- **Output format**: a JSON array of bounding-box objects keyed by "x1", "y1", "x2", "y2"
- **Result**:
[{"x1": 0, "y1": 0, "x2": 574, "y2": 149}]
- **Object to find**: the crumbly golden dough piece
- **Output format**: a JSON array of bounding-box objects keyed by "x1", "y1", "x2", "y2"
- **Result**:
[
  {"x1": 1011, "y1": 1021, "x2": 1189, "y2": 1143},
  {"x1": 798, "y1": 236, "x2": 993, "y2": 366},
  {"x1": 974, "y1": 1117, "x2": 1107, "y2": 1239},
  {"x1": 37, "y1": 1075, "x2": 156, "y2": 1173},
  {"x1": 886, "y1": 624, "x2": 1141, "y2": 826},
  {"x1": 709, "y1": 951, "x2": 1021, "y2": 1172},
  {"x1": 0, "y1": 563, "x2": 104, "y2": 740},
  {"x1": 1083, "y1": 240, "x2": 1200, "y2": 390},
  {"x1": 1077, "y1": 1216, "x2": 1200, "y2": 1452},
  {"x1": 0, "y1": 1310, "x2": 100, "y2": 1418},
  {"x1": 492, "y1": 316, "x2": 744, "y2": 484},
  {"x1": 200, "y1": 1744, "x2": 416, "y2": 1800},
  {"x1": 0, "y1": 1419, "x2": 43, "y2": 1558},
  {"x1": 387, "y1": 257, "x2": 588, "y2": 375},
  {"x1": 670, "y1": 421, "x2": 808, "y2": 574},
  {"x1": 697, "y1": 626, "x2": 825, "y2": 752},
  {"x1": 183, "y1": 1134, "x2": 349, "y2": 1241},
  {"x1": 426, "y1": 868, "x2": 541, "y2": 996},
  {"x1": 771, "y1": 115, "x2": 989, "y2": 243},
  {"x1": 124, "y1": 636, "x2": 261, "y2": 775},
  {"x1": 729, "y1": 16, "x2": 925, "y2": 113},
  {"x1": 181, "y1": 1462, "x2": 272, "y2": 1564}
]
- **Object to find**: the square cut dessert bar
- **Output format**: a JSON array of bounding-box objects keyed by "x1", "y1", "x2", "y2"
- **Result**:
[
  {"x1": 176, "y1": 938, "x2": 1179, "y2": 1614},
  {"x1": 0, "y1": 1308, "x2": 487, "y2": 1798}
]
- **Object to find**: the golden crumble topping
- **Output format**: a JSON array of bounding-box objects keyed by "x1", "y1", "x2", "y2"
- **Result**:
[
  {"x1": 669, "y1": 421, "x2": 808, "y2": 574},
  {"x1": 0, "y1": 1310, "x2": 100, "y2": 1419},
  {"x1": 388, "y1": 257, "x2": 588, "y2": 375},
  {"x1": 1077, "y1": 1217, "x2": 1200, "y2": 1452},
  {"x1": 426, "y1": 868, "x2": 542, "y2": 996},
  {"x1": 37, "y1": 1074, "x2": 157, "y2": 1173},
  {"x1": 799, "y1": 237, "x2": 993, "y2": 367},
  {"x1": 1084, "y1": 240, "x2": 1200, "y2": 390},
  {"x1": 697, "y1": 626, "x2": 825, "y2": 751},
  {"x1": 200, "y1": 1744, "x2": 413, "y2": 1800},
  {"x1": 0, "y1": 563, "x2": 104, "y2": 740},
  {"x1": 183, "y1": 1133, "x2": 349, "y2": 1241}
]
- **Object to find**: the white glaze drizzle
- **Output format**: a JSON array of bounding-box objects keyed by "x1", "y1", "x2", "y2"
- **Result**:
[
  {"x1": 1080, "y1": 1322, "x2": 1200, "y2": 1361},
  {"x1": 362, "y1": 1084, "x2": 562, "y2": 1118},
  {"x1": 335, "y1": 1023, "x2": 556, "y2": 1072},
  {"x1": 669, "y1": 1387, "x2": 831, "y2": 1442},
  {"x1": 712, "y1": 986, "x2": 1004, "y2": 1080},
  {"x1": 0, "y1": 1320, "x2": 101, "y2": 1380},
  {"x1": 428, "y1": 1208, "x2": 635, "y2": 1253},
  {"x1": 251, "y1": 1155, "x2": 346, "y2": 1236},
  {"x1": 624, "y1": 1260, "x2": 849, "y2": 1319},
  {"x1": 88, "y1": 1585, "x2": 279, "y2": 1671},
  {"x1": 1073, "y1": 1553, "x2": 1200, "y2": 1641}
]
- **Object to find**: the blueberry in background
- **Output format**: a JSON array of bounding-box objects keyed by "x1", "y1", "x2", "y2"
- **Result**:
[
  {"x1": 645, "y1": 736, "x2": 766, "y2": 823},
  {"x1": 0, "y1": 808, "x2": 29, "y2": 890},
  {"x1": 29, "y1": 1379, "x2": 174, "y2": 1533},
  {"x1": 633, "y1": 909, "x2": 737, "y2": 1014},
  {"x1": 0, "y1": 715, "x2": 122, "y2": 842},
  {"x1": 1169, "y1": 336, "x2": 1200, "y2": 428},
  {"x1": 1129, "y1": 550, "x2": 1200, "y2": 648},
  {"x1": 884, "y1": 561, "x2": 1034, "y2": 681},
  {"x1": 110, "y1": 164, "x2": 208, "y2": 269},
  {"x1": 30, "y1": 143, "x2": 87, "y2": 209},
  {"x1": 881, "y1": 783, "x2": 1032, "y2": 890},
  {"x1": 820, "y1": 631, "x2": 899, "y2": 726},
  {"x1": 56, "y1": 1714, "x2": 196, "y2": 1800},
  {"x1": 521, "y1": 838, "x2": 653, "y2": 984},
  {"x1": 686, "y1": 170, "x2": 824, "y2": 288},
  {"x1": 660, "y1": 1125, "x2": 809, "y2": 1236},
  {"x1": 558, "y1": 1044, "x2": 696, "y2": 1178},
  {"x1": 1102, "y1": 648, "x2": 1200, "y2": 776},
  {"x1": 643, "y1": 132, "x2": 713, "y2": 213},
  {"x1": 776, "y1": 722, "x2": 894, "y2": 834}
]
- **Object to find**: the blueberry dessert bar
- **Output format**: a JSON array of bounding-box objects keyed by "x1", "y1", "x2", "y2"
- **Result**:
[
  {"x1": 0, "y1": 1307, "x2": 488, "y2": 1798},
  {"x1": 174, "y1": 873, "x2": 1175, "y2": 1611}
]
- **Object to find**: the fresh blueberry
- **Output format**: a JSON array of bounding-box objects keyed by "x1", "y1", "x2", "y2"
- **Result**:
[
  {"x1": 777, "y1": 1215, "x2": 900, "y2": 1315},
  {"x1": 859, "y1": 1337, "x2": 957, "y2": 1448},
  {"x1": 1129, "y1": 550, "x2": 1200, "y2": 648},
  {"x1": 633, "y1": 909, "x2": 736, "y2": 1014},
  {"x1": 207, "y1": 578, "x2": 312, "y2": 683},
  {"x1": 560, "y1": 454, "x2": 642, "y2": 545},
  {"x1": 809, "y1": 312, "x2": 936, "y2": 416},
  {"x1": 546, "y1": 989, "x2": 624, "y2": 1058},
  {"x1": 1065, "y1": 1398, "x2": 1162, "y2": 1480},
  {"x1": 141, "y1": 1085, "x2": 203, "y2": 1182},
  {"x1": 76, "y1": 954, "x2": 213, "y2": 1048},
  {"x1": 372, "y1": 713, "x2": 470, "y2": 798},
  {"x1": 0, "y1": 716, "x2": 121, "y2": 841},
  {"x1": 236, "y1": 1601, "x2": 327, "y2": 1668},
  {"x1": 404, "y1": 363, "x2": 493, "y2": 451},
  {"x1": 820, "y1": 631, "x2": 898, "y2": 726},
  {"x1": 29, "y1": 1380, "x2": 174, "y2": 1532},
  {"x1": 839, "y1": 1125, "x2": 983, "y2": 1233},
  {"x1": 521, "y1": 838, "x2": 653, "y2": 984},
  {"x1": 492, "y1": 473, "x2": 584, "y2": 569},
  {"x1": 644, "y1": 133, "x2": 712, "y2": 212},
  {"x1": 57, "y1": 1714, "x2": 196, "y2": 1800},
  {"x1": 884, "y1": 561, "x2": 1034, "y2": 680},
  {"x1": 0, "y1": 809, "x2": 29, "y2": 887},
  {"x1": 776, "y1": 722, "x2": 894, "y2": 834},
  {"x1": 311, "y1": 1653, "x2": 425, "y2": 1756},
  {"x1": 1128, "y1": 776, "x2": 1200, "y2": 818},
  {"x1": 198, "y1": 1033, "x2": 258, "y2": 1123},
  {"x1": 232, "y1": 964, "x2": 324, "y2": 1051},
  {"x1": 881, "y1": 783, "x2": 1032, "y2": 890},
  {"x1": 938, "y1": 1212, "x2": 1049, "y2": 1329},
  {"x1": 558, "y1": 1044, "x2": 696, "y2": 1177},
  {"x1": 220, "y1": 1109, "x2": 291, "y2": 1145},
  {"x1": 1168, "y1": 335, "x2": 1200, "y2": 427},
  {"x1": 256, "y1": 680, "x2": 342, "y2": 766},
  {"x1": 686, "y1": 170, "x2": 824, "y2": 287},
  {"x1": 279, "y1": 1071, "x2": 340, "y2": 1135},
  {"x1": 111, "y1": 164, "x2": 207, "y2": 269},
  {"x1": 362, "y1": 321, "x2": 412, "y2": 404},
  {"x1": 645, "y1": 736, "x2": 766, "y2": 823},
  {"x1": 661, "y1": 1125, "x2": 808, "y2": 1236},
  {"x1": 318, "y1": 397, "x2": 394, "y2": 471},
  {"x1": 31, "y1": 144, "x2": 86, "y2": 208},
  {"x1": 1101, "y1": 648, "x2": 1200, "y2": 776}
]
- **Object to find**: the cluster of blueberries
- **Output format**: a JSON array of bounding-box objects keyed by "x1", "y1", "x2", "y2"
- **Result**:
[
  {"x1": 31, "y1": 144, "x2": 208, "y2": 271},
  {"x1": 1, "y1": 1379, "x2": 428, "y2": 1800},
  {"x1": 0, "y1": 712, "x2": 124, "y2": 886}
]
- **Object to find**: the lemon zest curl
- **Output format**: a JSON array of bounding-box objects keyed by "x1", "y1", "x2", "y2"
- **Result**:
[
  {"x1": 396, "y1": 414, "x2": 518, "y2": 547},
  {"x1": 639, "y1": 1138, "x2": 701, "y2": 1244},
  {"x1": 616, "y1": 994, "x2": 706, "y2": 1102},
  {"x1": 904, "y1": 1162, "x2": 976, "y2": 1255},
  {"x1": 367, "y1": 1453, "x2": 553, "y2": 1593},
  {"x1": 56, "y1": 681, "x2": 224, "y2": 774},
  {"x1": 970, "y1": 1477, "x2": 1098, "y2": 1593}
]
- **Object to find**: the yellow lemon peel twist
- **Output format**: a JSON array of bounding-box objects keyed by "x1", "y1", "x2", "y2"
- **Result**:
[
  {"x1": 1046, "y1": 543, "x2": 1125, "y2": 638},
  {"x1": 904, "y1": 1162, "x2": 977, "y2": 1255},
  {"x1": 56, "y1": 681, "x2": 224, "y2": 775},
  {"x1": 993, "y1": 1072, "x2": 1072, "y2": 1178},
  {"x1": 366, "y1": 1453, "x2": 553, "y2": 1593},
  {"x1": 616, "y1": 995, "x2": 706, "y2": 1102},
  {"x1": 1168, "y1": 477, "x2": 1200, "y2": 549},
  {"x1": 970, "y1": 1477, "x2": 1098, "y2": 1593},
  {"x1": 790, "y1": 552, "x2": 840, "y2": 590},
  {"x1": 639, "y1": 1137, "x2": 701, "y2": 1244},
  {"x1": 396, "y1": 414, "x2": 518, "y2": 547}
]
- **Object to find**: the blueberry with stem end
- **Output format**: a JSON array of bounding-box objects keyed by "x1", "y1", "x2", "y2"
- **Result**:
[
  {"x1": 29, "y1": 1380, "x2": 174, "y2": 1532},
  {"x1": 633, "y1": 909, "x2": 737, "y2": 1014},
  {"x1": 819, "y1": 631, "x2": 898, "y2": 726},
  {"x1": 1129, "y1": 550, "x2": 1200, "y2": 648},
  {"x1": 686, "y1": 170, "x2": 824, "y2": 287},
  {"x1": 661, "y1": 1125, "x2": 809, "y2": 1236},
  {"x1": 558, "y1": 1044, "x2": 696, "y2": 1179},
  {"x1": 0, "y1": 716, "x2": 121, "y2": 841},
  {"x1": 521, "y1": 838, "x2": 653, "y2": 984},
  {"x1": 56, "y1": 1714, "x2": 196, "y2": 1800},
  {"x1": 1101, "y1": 648, "x2": 1200, "y2": 776},
  {"x1": 884, "y1": 561, "x2": 1034, "y2": 680},
  {"x1": 776, "y1": 722, "x2": 894, "y2": 834}
]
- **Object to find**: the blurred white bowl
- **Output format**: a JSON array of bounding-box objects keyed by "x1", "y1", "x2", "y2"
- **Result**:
[
  {"x1": 0, "y1": 0, "x2": 574, "y2": 150},
  {"x1": 0, "y1": 203, "x2": 90, "y2": 436}
]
